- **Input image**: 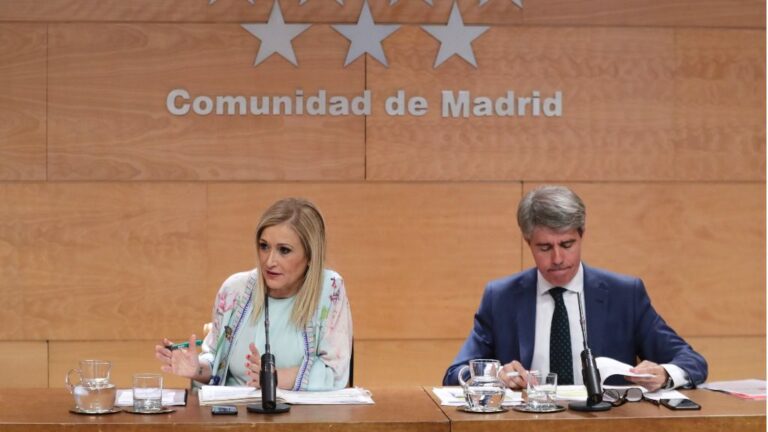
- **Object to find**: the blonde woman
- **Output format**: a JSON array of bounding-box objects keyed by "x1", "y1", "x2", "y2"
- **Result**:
[{"x1": 156, "y1": 198, "x2": 353, "y2": 391}]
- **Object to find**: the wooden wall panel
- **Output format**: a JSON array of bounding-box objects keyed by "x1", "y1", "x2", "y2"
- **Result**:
[
  {"x1": 0, "y1": 24, "x2": 46, "y2": 180},
  {"x1": 689, "y1": 336, "x2": 766, "y2": 381},
  {"x1": 206, "y1": 182, "x2": 522, "y2": 340},
  {"x1": 367, "y1": 27, "x2": 764, "y2": 181},
  {"x1": 49, "y1": 341, "x2": 190, "y2": 389},
  {"x1": 0, "y1": 342, "x2": 48, "y2": 388},
  {"x1": 673, "y1": 30, "x2": 766, "y2": 181},
  {"x1": 521, "y1": 183, "x2": 765, "y2": 337},
  {"x1": 0, "y1": 0, "x2": 761, "y2": 28},
  {"x1": 525, "y1": 0, "x2": 766, "y2": 28},
  {"x1": 47, "y1": 23, "x2": 365, "y2": 180},
  {"x1": 0, "y1": 183, "x2": 209, "y2": 340},
  {"x1": 355, "y1": 339, "x2": 464, "y2": 387}
]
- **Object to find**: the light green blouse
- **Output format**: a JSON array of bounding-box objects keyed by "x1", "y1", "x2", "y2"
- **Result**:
[{"x1": 225, "y1": 295, "x2": 304, "y2": 386}]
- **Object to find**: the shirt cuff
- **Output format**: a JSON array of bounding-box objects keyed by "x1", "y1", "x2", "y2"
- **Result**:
[{"x1": 661, "y1": 364, "x2": 689, "y2": 389}]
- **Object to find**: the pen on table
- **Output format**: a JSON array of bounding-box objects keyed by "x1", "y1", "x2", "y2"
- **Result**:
[{"x1": 166, "y1": 340, "x2": 203, "y2": 351}]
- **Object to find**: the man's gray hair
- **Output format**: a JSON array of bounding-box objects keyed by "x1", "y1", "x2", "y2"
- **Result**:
[{"x1": 517, "y1": 185, "x2": 586, "y2": 241}]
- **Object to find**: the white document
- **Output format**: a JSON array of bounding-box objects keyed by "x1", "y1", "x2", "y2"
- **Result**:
[
  {"x1": 700, "y1": 379, "x2": 767, "y2": 399},
  {"x1": 115, "y1": 389, "x2": 187, "y2": 406},
  {"x1": 279, "y1": 388, "x2": 374, "y2": 405},
  {"x1": 198, "y1": 385, "x2": 374, "y2": 406},
  {"x1": 556, "y1": 385, "x2": 588, "y2": 401},
  {"x1": 199, "y1": 385, "x2": 262, "y2": 405},
  {"x1": 431, "y1": 387, "x2": 523, "y2": 407},
  {"x1": 642, "y1": 389, "x2": 688, "y2": 401},
  {"x1": 596, "y1": 357, "x2": 654, "y2": 382}
]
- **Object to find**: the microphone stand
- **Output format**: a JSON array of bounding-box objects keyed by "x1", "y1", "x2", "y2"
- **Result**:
[
  {"x1": 568, "y1": 292, "x2": 611, "y2": 412},
  {"x1": 247, "y1": 288, "x2": 290, "y2": 414}
]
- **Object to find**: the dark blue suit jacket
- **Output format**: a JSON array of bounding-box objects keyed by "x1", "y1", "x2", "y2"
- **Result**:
[{"x1": 443, "y1": 264, "x2": 707, "y2": 386}]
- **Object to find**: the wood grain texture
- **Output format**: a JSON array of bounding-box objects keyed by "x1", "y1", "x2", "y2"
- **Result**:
[
  {"x1": 0, "y1": 342, "x2": 48, "y2": 388},
  {"x1": 47, "y1": 23, "x2": 364, "y2": 180},
  {"x1": 689, "y1": 336, "x2": 766, "y2": 381},
  {"x1": 0, "y1": 24, "x2": 46, "y2": 180},
  {"x1": 441, "y1": 389, "x2": 765, "y2": 432},
  {"x1": 0, "y1": 0, "x2": 761, "y2": 27},
  {"x1": 367, "y1": 26, "x2": 764, "y2": 181},
  {"x1": 355, "y1": 339, "x2": 464, "y2": 387},
  {"x1": 522, "y1": 182, "x2": 765, "y2": 337},
  {"x1": 673, "y1": 30, "x2": 766, "y2": 181},
  {"x1": 206, "y1": 182, "x2": 522, "y2": 340},
  {"x1": 0, "y1": 388, "x2": 450, "y2": 432},
  {"x1": 49, "y1": 341, "x2": 192, "y2": 389},
  {"x1": 0, "y1": 183, "x2": 209, "y2": 340},
  {"x1": 524, "y1": 0, "x2": 766, "y2": 28}
]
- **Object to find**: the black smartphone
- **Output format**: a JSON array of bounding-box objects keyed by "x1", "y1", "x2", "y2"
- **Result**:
[
  {"x1": 211, "y1": 405, "x2": 238, "y2": 415},
  {"x1": 659, "y1": 398, "x2": 701, "y2": 410}
]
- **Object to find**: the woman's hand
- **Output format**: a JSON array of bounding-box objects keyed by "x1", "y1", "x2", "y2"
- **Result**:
[
  {"x1": 245, "y1": 343, "x2": 299, "y2": 390},
  {"x1": 154, "y1": 334, "x2": 202, "y2": 379},
  {"x1": 246, "y1": 343, "x2": 263, "y2": 388}
]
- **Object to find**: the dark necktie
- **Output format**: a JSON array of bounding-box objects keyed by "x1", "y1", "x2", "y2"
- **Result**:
[{"x1": 549, "y1": 287, "x2": 574, "y2": 385}]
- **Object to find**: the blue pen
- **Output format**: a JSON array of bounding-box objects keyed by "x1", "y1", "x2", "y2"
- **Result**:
[{"x1": 166, "y1": 340, "x2": 203, "y2": 351}]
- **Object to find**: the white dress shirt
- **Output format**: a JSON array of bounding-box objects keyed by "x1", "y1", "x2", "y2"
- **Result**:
[{"x1": 531, "y1": 263, "x2": 585, "y2": 384}]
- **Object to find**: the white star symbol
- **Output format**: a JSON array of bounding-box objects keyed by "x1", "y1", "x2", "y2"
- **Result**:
[
  {"x1": 241, "y1": 0, "x2": 311, "y2": 66},
  {"x1": 479, "y1": 0, "x2": 523, "y2": 8},
  {"x1": 421, "y1": 1, "x2": 489, "y2": 68},
  {"x1": 389, "y1": 0, "x2": 433, "y2": 5},
  {"x1": 300, "y1": 0, "x2": 344, "y2": 5},
  {"x1": 332, "y1": 0, "x2": 400, "y2": 67}
]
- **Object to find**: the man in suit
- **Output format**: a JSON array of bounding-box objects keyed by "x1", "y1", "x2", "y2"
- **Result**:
[{"x1": 443, "y1": 185, "x2": 707, "y2": 391}]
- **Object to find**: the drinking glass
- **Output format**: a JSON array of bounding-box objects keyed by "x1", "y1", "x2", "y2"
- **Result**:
[
  {"x1": 133, "y1": 373, "x2": 163, "y2": 412},
  {"x1": 526, "y1": 371, "x2": 557, "y2": 411}
]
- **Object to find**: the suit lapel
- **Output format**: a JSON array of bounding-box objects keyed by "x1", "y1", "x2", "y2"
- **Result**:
[
  {"x1": 518, "y1": 271, "x2": 538, "y2": 369},
  {"x1": 583, "y1": 265, "x2": 609, "y2": 356}
]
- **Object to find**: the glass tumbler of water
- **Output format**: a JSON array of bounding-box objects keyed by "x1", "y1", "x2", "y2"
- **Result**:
[
  {"x1": 133, "y1": 373, "x2": 163, "y2": 412},
  {"x1": 526, "y1": 371, "x2": 557, "y2": 411}
]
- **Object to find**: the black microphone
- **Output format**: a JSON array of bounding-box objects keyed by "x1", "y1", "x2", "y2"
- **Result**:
[
  {"x1": 569, "y1": 292, "x2": 611, "y2": 412},
  {"x1": 247, "y1": 288, "x2": 290, "y2": 414}
]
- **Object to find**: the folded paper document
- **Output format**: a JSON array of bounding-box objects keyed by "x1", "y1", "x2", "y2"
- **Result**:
[
  {"x1": 596, "y1": 357, "x2": 654, "y2": 381},
  {"x1": 198, "y1": 386, "x2": 374, "y2": 405}
]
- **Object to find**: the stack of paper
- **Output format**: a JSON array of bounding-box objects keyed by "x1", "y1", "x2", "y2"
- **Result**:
[
  {"x1": 198, "y1": 386, "x2": 374, "y2": 406},
  {"x1": 596, "y1": 357, "x2": 655, "y2": 381},
  {"x1": 700, "y1": 379, "x2": 767, "y2": 400},
  {"x1": 115, "y1": 389, "x2": 188, "y2": 407},
  {"x1": 432, "y1": 387, "x2": 523, "y2": 406},
  {"x1": 199, "y1": 386, "x2": 264, "y2": 405}
]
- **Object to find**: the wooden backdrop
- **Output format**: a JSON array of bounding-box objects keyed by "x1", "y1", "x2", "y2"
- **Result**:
[{"x1": 0, "y1": 0, "x2": 764, "y2": 389}]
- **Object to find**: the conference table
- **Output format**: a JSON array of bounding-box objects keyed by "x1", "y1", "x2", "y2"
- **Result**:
[
  {"x1": 0, "y1": 387, "x2": 763, "y2": 431},
  {"x1": 428, "y1": 388, "x2": 766, "y2": 432}
]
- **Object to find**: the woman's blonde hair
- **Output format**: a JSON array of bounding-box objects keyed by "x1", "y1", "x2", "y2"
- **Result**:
[{"x1": 252, "y1": 197, "x2": 326, "y2": 329}]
